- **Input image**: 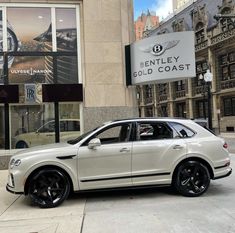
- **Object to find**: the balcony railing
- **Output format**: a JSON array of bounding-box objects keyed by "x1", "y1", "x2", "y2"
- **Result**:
[
  {"x1": 221, "y1": 79, "x2": 235, "y2": 89},
  {"x1": 158, "y1": 95, "x2": 168, "y2": 102},
  {"x1": 144, "y1": 96, "x2": 154, "y2": 105},
  {"x1": 175, "y1": 90, "x2": 186, "y2": 98},
  {"x1": 195, "y1": 86, "x2": 205, "y2": 95}
]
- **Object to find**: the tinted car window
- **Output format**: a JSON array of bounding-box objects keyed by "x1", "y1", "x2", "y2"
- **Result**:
[
  {"x1": 138, "y1": 122, "x2": 173, "y2": 140},
  {"x1": 169, "y1": 122, "x2": 195, "y2": 138},
  {"x1": 83, "y1": 123, "x2": 132, "y2": 146}
]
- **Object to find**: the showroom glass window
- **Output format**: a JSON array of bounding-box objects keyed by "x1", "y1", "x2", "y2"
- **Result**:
[{"x1": 0, "y1": 6, "x2": 80, "y2": 149}]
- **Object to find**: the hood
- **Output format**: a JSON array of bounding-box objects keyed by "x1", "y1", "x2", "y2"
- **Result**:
[{"x1": 13, "y1": 142, "x2": 74, "y2": 160}]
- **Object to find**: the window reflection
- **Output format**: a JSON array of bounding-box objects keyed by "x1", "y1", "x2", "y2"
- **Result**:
[
  {"x1": 59, "y1": 103, "x2": 80, "y2": 140},
  {"x1": 11, "y1": 104, "x2": 55, "y2": 148},
  {"x1": 56, "y1": 8, "x2": 77, "y2": 52}
]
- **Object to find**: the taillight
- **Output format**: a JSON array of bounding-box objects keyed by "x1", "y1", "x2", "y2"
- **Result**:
[{"x1": 223, "y1": 142, "x2": 228, "y2": 149}]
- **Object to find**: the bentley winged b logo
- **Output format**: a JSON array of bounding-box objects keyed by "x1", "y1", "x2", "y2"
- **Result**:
[{"x1": 140, "y1": 40, "x2": 180, "y2": 56}]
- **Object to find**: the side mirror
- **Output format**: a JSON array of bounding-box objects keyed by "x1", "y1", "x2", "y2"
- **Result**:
[{"x1": 88, "y1": 138, "x2": 101, "y2": 149}]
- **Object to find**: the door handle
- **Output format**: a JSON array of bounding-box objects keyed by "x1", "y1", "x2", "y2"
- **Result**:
[
  {"x1": 120, "y1": 148, "x2": 130, "y2": 152},
  {"x1": 173, "y1": 145, "x2": 184, "y2": 150}
]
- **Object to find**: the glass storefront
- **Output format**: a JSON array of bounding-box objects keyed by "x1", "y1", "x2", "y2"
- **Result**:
[
  {"x1": 0, "y1": 5, "x2": 82, "y2": 150},
  {"x1": 11, "y1": 104, "x2": 54, "y2": 148}
]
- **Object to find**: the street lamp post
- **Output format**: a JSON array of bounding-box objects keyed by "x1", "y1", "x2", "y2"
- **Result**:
[
  {"x1": 203, "y1": 70, "x2": 213, "y2": 130},
  {"x1": 199, "y1": 74, "x2": 207, "y2": 120},
  {"x1": 199, "y1": 70, "x2": 213, "y2": 130}
]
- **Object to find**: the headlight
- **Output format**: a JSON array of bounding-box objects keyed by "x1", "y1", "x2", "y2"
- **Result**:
[{"x1": 10, "y1": 159, "x2": 21, "y2": 169}]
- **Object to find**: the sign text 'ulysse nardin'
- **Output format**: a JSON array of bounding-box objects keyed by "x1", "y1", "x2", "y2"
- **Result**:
[{"x1": 130, "y1": 31, "x2": 196, "y2": 85}]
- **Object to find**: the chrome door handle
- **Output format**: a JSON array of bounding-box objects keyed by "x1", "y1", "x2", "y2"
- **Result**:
[
  {"x1": 120, "y1": 148, "x2": 130, "y2": 152},
  {"x1": 173, "y1": 145, "x2": 184, "y2": 150}
]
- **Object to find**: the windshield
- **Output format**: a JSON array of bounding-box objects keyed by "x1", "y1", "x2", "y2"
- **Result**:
[{"x1": 67, "y1": 127, "x2": 98, "y2": 145}]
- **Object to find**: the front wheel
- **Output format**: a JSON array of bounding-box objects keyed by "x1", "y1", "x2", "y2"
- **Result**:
[
  {"x1": 16, "y1": 141, "x2": 28, "y2": 149},
  {"x1": 174, "y1": 161, "x2": 210, "y2": 197},
  {"x1": 28, "y1": 169, "x2": 70, "y2": 208}
]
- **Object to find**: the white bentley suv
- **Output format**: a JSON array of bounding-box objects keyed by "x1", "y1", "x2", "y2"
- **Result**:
[{"x1": 7, "y1": 118, "x2": 232, "y2": 208}]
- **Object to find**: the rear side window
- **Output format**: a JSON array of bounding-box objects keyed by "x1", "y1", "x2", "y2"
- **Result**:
[
  {"x1": 169, "y1": 122, "x2": 195, "y2": 138},
  {"x1": 137, "y1": 122, "x2": 173, "y2": 140}
]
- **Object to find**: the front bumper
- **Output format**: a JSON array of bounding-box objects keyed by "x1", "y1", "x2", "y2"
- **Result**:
[
  {"x1": 6, "y1": 169, "x2": 25, "y2": 194},
  {"x1": 6, "y1": 184, "x2": 23, "y2": 195}
]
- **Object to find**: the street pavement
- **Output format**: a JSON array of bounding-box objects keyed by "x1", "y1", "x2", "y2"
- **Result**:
[
  {"x1": 0, "y1": 153, "x2": 234, "y2": 232},
  {"x1": 81, "y1": 154, "x2": 235, "y2": 233}
]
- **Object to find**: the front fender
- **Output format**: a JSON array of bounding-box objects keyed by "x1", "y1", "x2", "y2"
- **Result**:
[{"x1": 24, "y1": 160, "x2": 79, "y2": 192}]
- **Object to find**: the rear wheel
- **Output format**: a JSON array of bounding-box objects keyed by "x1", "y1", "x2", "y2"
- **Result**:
[
  {"x1": 174, "y1": 161, "x2": 210, "y2": 197},
  {"x1": 28, "y1": 169, "x2": 70, "y2": 208}
]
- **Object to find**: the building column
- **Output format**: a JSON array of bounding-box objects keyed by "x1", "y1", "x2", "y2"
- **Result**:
[
  {"x1": 168, "y1": 83, "x2": 174, "y2": 117},
  {"x1": 187, "y1": 79, "x2": 194, "y2": 119},
  {"x1": 140, "y1": 85, "x2": 145, "y2": 117},
  {"x1": 153, "y1": 84, "x2": 158, "y2": 116}
]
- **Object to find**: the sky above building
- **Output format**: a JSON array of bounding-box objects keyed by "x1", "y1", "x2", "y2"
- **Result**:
[{"x1": 134, "y1": 0, "x2": 173, "y2": 21}]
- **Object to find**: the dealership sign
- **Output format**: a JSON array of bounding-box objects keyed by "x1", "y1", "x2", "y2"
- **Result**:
[{"x1": 130, "y1": 31, "x2": 195, "y2": 85}]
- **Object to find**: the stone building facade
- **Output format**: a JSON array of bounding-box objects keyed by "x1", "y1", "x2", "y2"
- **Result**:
[
  {"x1": 137, "y1": 0, "x2": 235, "y2": 134},
  {"x1": 173, "y1": 0, "x2": 193, "y2": 11},
  {"x1": 0, "y1": 0, "x2": 137, "y2": 167}
]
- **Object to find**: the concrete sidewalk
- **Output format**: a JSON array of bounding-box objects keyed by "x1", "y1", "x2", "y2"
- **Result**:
[{"x1": 0, "y1": 170, "x2": 86, "y2": 233}]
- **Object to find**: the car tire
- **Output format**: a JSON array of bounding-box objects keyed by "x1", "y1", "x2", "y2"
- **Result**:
[
  {"x1": 28, "y1": 168, "x2": 70, "y2": 208},
  {"x1": 16, "y1": 141, "x2": 28, "y2": 149},
  {"x1": 174, "y1": 161, "x2": 210, "y2": 197}
]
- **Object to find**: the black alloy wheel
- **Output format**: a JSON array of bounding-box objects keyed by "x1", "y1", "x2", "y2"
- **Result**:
[
  {"x1": 174, "y1": 161, "x2": 210, "y2": 197},
  {"x1": 28, "y1": 169, "x2": 70, "y2": 208}
]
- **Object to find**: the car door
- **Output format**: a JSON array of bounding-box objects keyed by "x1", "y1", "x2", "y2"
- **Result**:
[
  {"x1": 77, "y1": 122, "x2": 133, "y2": 190},
  {"x1": 132, "y1": 121, "x2": 187, "y2": 186}
]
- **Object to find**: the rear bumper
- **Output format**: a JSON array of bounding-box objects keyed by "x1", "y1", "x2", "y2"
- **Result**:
[{"x1": 213, "y1": 167, "x2": 232, "y2": 180}]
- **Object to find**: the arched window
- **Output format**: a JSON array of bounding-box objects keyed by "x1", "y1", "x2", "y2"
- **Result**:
[
  {"x1": 220, "y1": 7, "x2": 234, "y2": 32},
  {"x1": 195, "y1": 22, "x2": 205, "y2": 44}
]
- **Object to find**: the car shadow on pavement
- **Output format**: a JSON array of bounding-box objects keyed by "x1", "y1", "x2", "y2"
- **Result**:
[
  {"x1": 68, "y1": 186, "x2": 177, "y2": 201},
  {"x1": 67, "y1": 181, "x2": 234, "y2": 202}
]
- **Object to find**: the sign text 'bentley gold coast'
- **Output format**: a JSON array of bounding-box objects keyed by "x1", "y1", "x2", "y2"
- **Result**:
[{"x1": 130, "y1": 31, "x2": 196, "y2": 85}]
